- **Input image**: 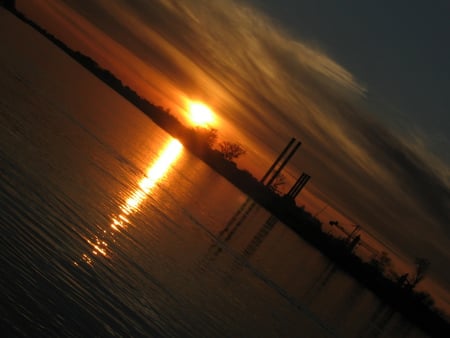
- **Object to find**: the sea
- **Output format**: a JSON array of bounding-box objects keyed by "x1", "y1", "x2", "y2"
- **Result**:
[{"x1": 0, "y1": 9, "x2": 428, "y2": 337}]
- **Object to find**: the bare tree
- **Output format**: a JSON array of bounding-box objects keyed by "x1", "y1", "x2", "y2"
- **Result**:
[
  {"x1": 411, "y1": 257, "x2": 430, "y2": 288},
  {"x1": 269, "y1": 173, "x2": 286, "y2": 194},
  {"x1": 195, "y1": 127, "x2": 218, "y2": 148},
  {"x1": 218, "y1": 141, "x2": 246, "y2": 161}
]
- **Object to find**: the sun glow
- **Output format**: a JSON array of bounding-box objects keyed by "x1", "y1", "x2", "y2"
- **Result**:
[{"x1": 188, "y1": 101, "x2": 215, "y2": 126}]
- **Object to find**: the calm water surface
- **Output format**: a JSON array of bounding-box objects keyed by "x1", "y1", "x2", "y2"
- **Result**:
[{"x1": 0, "y1": 10, "x2": 428, "y2": 337}]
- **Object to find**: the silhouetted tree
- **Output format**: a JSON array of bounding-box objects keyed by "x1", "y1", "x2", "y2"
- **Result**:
[
  {"x1": 218, "y1": 141, "x2": 246, "y2": 161},
  {"x1": 195, "y1": 127, "x2": 218, "y2": 148},
  {"x1": 369, "y1": 251, "x2": 392, "y2": 273},
  {"x1": 411, "y1": 257, "x2": 430, "y2": 288},
  {"x1": 269, "y1": 173, "x2": 287, "y2": 194},
  {"x1": 397, "y1": 273, "x2": 410, "y2": 287}
]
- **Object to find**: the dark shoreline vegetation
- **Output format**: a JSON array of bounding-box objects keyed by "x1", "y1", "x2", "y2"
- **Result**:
[{"x1": 3, "y1": 3, "x2": 449, "y2": 336}]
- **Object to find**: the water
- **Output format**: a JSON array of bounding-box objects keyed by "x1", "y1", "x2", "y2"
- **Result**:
[{"x1": 0, "y1": 10, "x2": 428, "y2": 337}]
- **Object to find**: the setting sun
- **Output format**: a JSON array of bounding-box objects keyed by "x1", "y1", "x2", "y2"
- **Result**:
[{"x1": 188, "y1": 101, "x2": 215, "y2": 126}]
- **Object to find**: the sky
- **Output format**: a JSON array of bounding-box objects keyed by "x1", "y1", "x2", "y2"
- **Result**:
[
  {"x1": 16, "y1": 0, "x2": 449, "y2": 308},
  {"x1": 251, "y1": 0, "x2": 450, "y2": 162}
]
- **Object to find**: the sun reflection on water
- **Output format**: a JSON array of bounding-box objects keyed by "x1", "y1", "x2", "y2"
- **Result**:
[
  {"x1": 116, "y1": 139, "x2": 183, "y2": 225},
  {"x1": 78, "y1": 138, "x2": 183, "y2": 265}
]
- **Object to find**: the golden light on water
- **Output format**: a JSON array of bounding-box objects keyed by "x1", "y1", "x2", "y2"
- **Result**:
[
  {"x1": 80, "y1": 139, "x2": 183, "y2": 264},
  {"x1": 121, "y1": 139, "x2": 183, "y2": 216},
  {"x1": 188, "y1": 101, "x2": 215, "y2": 126}
]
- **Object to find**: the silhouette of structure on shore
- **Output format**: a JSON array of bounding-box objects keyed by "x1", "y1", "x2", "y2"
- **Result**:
[
  {"x1": 287, "y1": 172, "x2": 311, "y2": 199},
  {"x1": 261, "y1": 138, "x2": 302, "y2": 187},
  {"x1": 261, "y1": 137, "x2": 311, "y2": 200},
  {"x1": 202, "y1": 138, "x2": 312, "y2": 266},
  {"x1": 201, "y1": 138, "x2": 317, "y2": 279}
]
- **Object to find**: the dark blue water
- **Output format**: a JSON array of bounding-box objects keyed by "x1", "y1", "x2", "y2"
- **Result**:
[{"x1": 0, "y1": 9, "x2": 427, "y2": 337}]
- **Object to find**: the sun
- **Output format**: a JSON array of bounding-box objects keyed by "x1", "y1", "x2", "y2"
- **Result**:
[{"x1": 188, "y1": 101, "x2": 215, "y2": 126}]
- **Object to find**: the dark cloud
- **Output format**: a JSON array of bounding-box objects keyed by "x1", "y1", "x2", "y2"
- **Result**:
[{"x1": 352, "y1": 115, "x2": 450, "y2": 230}]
